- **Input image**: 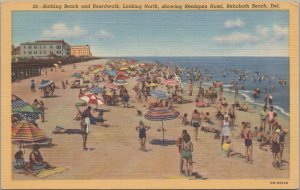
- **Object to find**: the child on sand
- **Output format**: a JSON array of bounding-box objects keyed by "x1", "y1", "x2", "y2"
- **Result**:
[
  {"x1": 182, "y1": 113, "x2": 189, "y2": 126},
  {"x1": 221, "y1": 138, "x2": 232, "y2": 158}
]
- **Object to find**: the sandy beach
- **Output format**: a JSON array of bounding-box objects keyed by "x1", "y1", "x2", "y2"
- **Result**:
[{"x1": 12, "y1": 59, "x2": 289, "y2": 180}]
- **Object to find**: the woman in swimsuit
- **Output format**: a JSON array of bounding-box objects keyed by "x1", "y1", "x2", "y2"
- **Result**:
[
  {"x1": 271, "y1": 129, "x2": 281, "y2": 168},
  {"x1": 191, "y1": 109, "x2": 201, "y2": 140},
  {"x1": 136, "y1": 121, "x2": 151, "y2": 151},
  {"x1": 182, "y1": 134, "x2": 193, "y2": 176},
  {"x1": 278, "y1": 126, "x2": 288, "y2": 166},
  {"x1": 243, "y1": 125, "x2": 253, "y2": 163}
]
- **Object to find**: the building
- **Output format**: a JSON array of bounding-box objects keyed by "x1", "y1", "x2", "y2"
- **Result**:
[
  {"x1": 19, "y1": 40, "x2": 71, "y2": 59},
  {"x1": 12, "y1": 46, "x2": 20, "y2": 62},
  {"x1": 71, "y1": 45, "x2": 92, "y2": 57}
]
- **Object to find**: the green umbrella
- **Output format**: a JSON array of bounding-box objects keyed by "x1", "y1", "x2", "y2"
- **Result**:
[{"x1": 12, "y1": 104, "x2": 42, "y2": 114}]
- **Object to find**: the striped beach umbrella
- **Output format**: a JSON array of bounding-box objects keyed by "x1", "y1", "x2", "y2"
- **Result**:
[
  {"x1": 113, "y1": 80, "x2": 128, "y2": 86},
  {"x1": 80, "y1": 94, "x2": 104, "y2": 106},
  {"x1": 144, "y1": 107, "x2": 180, "y2": 143},
  {"x1": 89, "y1": 87, "x2": 105, "y2": 94},
  {"x1": 12, "y1": 122, "x2": 47, "y2": 143},
  {"x1": 161, "y1": 79, "x2": 179, "y2": 86},
  {"x1": 39, "y1": 80, "x2": 54, "y2": 89},
  {"x1": 104, "y1": 83, "x2": 118, "y2": 90},
  {"x1": 12, "y1": 97, "x2": 40, "y2": 121},
  {"x1": 117, "y1": 71, "x2": 126, "y2": 75},
  {"x1": 147, "y1": 83, "x2": 159, "y2": 87},
  {"x1": 150, "y1": 90, "x2": 168, "y2": 100}
]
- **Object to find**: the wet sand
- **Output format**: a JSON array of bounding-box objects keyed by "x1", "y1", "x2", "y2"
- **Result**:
[{"x1": 12, "y1": 59, "x2": 289, "y2": 179}]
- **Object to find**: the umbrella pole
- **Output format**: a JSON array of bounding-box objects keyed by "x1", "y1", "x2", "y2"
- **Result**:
[
  {"x1": 162, "y1": 120, "x2": 164, "y2": 144},
  {"x1": 19, "y1": 143, "x2": 22, "y2": 151}
]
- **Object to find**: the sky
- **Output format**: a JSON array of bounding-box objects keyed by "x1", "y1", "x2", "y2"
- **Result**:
[{"x1": 12, "y1": 11, "x2": 288, "y2": 57}]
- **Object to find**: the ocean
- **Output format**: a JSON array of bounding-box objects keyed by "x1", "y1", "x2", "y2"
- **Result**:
[{"x1": 123, "y1": 56, "x2": 290, "y2": 116}]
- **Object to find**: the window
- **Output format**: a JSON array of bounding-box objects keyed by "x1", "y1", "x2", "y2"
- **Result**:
[
  {"x1": 44, "y1": 45, "x2": 46, "y2": 48},
  {"x1": 40, "y1": 51, "x2": 42, "y2": 54},
  {"x1": 50, "y1": 45, "x2": 53, "y2": 49},
  {"x1": 50, "y1": 50, "x2": 53, "y2": 54},
  {"x1": 56, "y1": 51, "x2": 61, "y2": 54},
  {"x1": 56, "y1": 45, "x2": 61, "y2": 49},
  {"x1": 24, "y1": 51, "x2": 26, "y2": 54},
  {"x1": 28, "y1": 46, "x2": 32, "y2": 49},
  {"x1": 28, "y1": 51, "x2": 32, "y2": 54},
  {"x1": 44, "y1": 51, "x2": 46, "y2": 54},
  {"x1": 34, "y1": 46, "x2": 37, "y2": 49},
  {"x1": 34, "y1": 51, "x2": 37, "y2": 54},
  {"x1": 23, "y1": 46, "x2": 26, "y2": 49}
]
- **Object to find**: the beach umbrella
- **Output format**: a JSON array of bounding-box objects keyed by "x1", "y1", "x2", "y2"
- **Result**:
[
  {"x1": 92, "y1": 69, "x2": 101, "y2": 74},
  {"x1": 105, "y1": 83, "x2": 118, "y2": 90},
  {"x1": 39, "y1": 80, "x2": 54, "y2": 89},
  {"x1": 144, "y1": 107, "x2": 180, "y2": 144},
  {"x1": 71, "y1": 73, "x2": 83, "y2": 78},
  {"x1": 12, "y1": 122, "x2": 48, "y2": 150},
  {"x1": 89, "y1": 87, "x2": 105, "y2": 94},
  {"x1": 113, "y1": 80, "x2": 128, "y2": 86},
  {"x1": 104, "y1": 70, "x2": 117, "y2": 76},
  {"x1": 53, "y1": 63, "x2": 59, "y2": 67},
  {"x1": 12, "y1": 104, "x2": 42, "y2": 114},
  {"x1": 147, "y1": 83, "x2": 159, "y2": 87},
  {"x1": 116, "y1": 75, "x2": 130, "y2": 80},
  {"x1": 80, "y1": 94, "x2": 104, "y2": 106},
  {"x1": 119, "y1": 67, "x2": 128, "y2": 71},
  {"x1": 161, "y1": 79, "x2": 179, "y2": 86},
  {"x1": 12, "y1": 97, "x2": 40, "y2": 121},
  {"x1": 150, "y1": 90, "x2": 168, "y2": 100},
  {"x1": 117, "y1": 71, "x2": 126, "y2": 75}
]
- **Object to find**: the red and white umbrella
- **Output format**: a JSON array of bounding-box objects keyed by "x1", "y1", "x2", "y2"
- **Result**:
[
  {"x1": 105, "y1": 83, "x2": 118, "y2": 90},
  {"x1": 80, "y1": 94, "x2": 104, "y2": 106},
  {"x1": 161, "y1": 79, "x2": 179, "y2": 86}
]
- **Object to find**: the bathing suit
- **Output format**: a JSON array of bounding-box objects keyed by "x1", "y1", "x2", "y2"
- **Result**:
[
  {"x1": 192, "y1": 120, "x2": 200, "y2": 128},
  {"x1": 244, "y1": 130, "x2": 252, "y2": 147},
  {"x1": 181, "y1": 142, "x2": 192, "y2": 159},
  {"x1": 271, "y1": 140, "x2": 280, "y2": 153},
  {"x1": 139, "y1": 127, "x2": 146, "y2": 139}
]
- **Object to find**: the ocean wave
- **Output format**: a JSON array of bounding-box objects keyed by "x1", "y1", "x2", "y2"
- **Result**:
[{"x1": 239, "y1": 90, "x2": 289, "y2": 116}]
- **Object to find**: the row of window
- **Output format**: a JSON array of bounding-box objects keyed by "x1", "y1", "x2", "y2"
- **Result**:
[
  {"x1": 23, "y1": 45, "x2": 62, "y2": 49},
  {"x1": 23, "y1": 51, "x2": 62, "y2": 54}
]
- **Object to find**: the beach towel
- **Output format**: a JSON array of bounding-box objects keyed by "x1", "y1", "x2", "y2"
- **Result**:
[{"x1": 36, "y1": 167, "x2": 66, "y2": 178}]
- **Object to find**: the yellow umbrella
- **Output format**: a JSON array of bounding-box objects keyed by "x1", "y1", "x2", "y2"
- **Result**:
[
  {"x1": 120, "y1": 67, "x2": 128, "y2": 71},
  {"x1": 106, "y1": 91, "x2": 113, "y2": 96},
  {"x1": 92, "y1": 69, "x2": 101, "y2": 74},
  {"x1": 53, "y1": 63, "x2": 59, "y2": 67},
  {"x1": 129, "y1": 65, "x2": 137, "y2": 69},
  {"x1": 147, "y1": 83, "x2": 159, "y2": 87}
]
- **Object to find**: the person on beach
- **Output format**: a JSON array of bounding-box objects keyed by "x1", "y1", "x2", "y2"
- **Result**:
[
  {"x1": 188, "y1": 79, "x2": 193, "y2": 96},
  {"x1": 278, "y1": 126, "x2": 288, "y2": 166},
  {"x1": 228, "y1": 107, "x2": 235, "y2": 127},
  {"x1": 29, "y1": 144, "x2": 51, "y2": 170},
  {"x1": 39, "y1": 100, "x2": 45, "y2": 122},
  {"x1": 31, "y1": 79, "x2": 36, "y2": 92},
  {"x1": 270, "y1": 112, "x2": 279, "y2": 133},
  {"x1": 177, "y1": 130, "x2": 188, "y2": 175},
  {"x1": 62, "y1": 81, "x2": 66, "y2": 89},
  {"x1": 221, "y1": 116, "x2": 231, "y2": 146},
  {"x1": 191, "y1": 109, "x2": 201, "y2": 140},
  {"x1": 260, "y1": 106, "x2": 268, "y2": 131},
  {"x1": 221, "y1": 138, "x2": 232, "y2": 158},
  {"x1": 268, "y1": 106, "x2": 274, "y2": 132},
  {"x1": 122, "y1": 91, "x2": 130, "y2": 108},
  {"x1": 32, "y1": 99, "x2": 39, "y2": 108},
  {"x1": 182, "y1": 113, "x2": 189, "y2": 126},
  {"x1": 271, "y1": 129, "x2": 280, "y2": 168},
  {"x1": 182, "y1": 134, "x2": 193, "y2": 176},
  {"x1": 243, "y1": 124, "x2": 253, "y2": 163},
  {"x1": 136, "y1": 120, "x2": 151, "y2": 151},
  {"x1": 81, "y1": 106, "x2": 93, "y2": 150}
]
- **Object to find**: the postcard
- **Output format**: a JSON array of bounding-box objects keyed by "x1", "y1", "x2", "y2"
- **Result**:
[{"x1": 1, "y1": 0, "x2": 299, "y2": 189}]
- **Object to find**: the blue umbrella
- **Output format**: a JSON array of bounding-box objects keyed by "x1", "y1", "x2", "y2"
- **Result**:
[
  {"x1": 39, "y1": 80, "x2": 54, "y2": 89},
  {"x1": 12, "y1": 100, "x2": 40, "y2": 121},
  {"x1": 89, "y1": 87, "x2": 105, "y2": 94},
  {"x1": 71, "y1": 73, "x2": 83, "y2": 78},
  {"x1": 103, "y1": 70, "x2": 117, "y2": 76},
  {"x1": 150, "y1": 90, "x2": 168, "y2": 100}
]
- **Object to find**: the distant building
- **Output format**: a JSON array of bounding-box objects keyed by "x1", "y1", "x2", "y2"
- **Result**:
[
  {"x1": 71, "y1": 45, "x2": 92, "y2": 57},
  {"x1": 12, "y1": 46, "x2": 20, "y2": 62},
  {"x1": 19, "y1": 40, "x2": 71, "y2": 59}
]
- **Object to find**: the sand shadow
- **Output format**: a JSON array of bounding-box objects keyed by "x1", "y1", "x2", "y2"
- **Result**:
[
  {"x1": 191, "y1": 172, "x2": 208, "y2": 180},
  {"x1": 41, "y1": 95, "x2": 61, "y2": 98},
  {"x1": 149, "y1": 139, "x2": 177, "y2": 146}
]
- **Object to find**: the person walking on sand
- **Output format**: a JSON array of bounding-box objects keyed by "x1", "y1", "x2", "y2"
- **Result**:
[
  {"x1": 243, "y1": 124, "x2": 253, "y2": 163},
  {"x1": 260, "y1": 106, "x2": 268, "y2": 131},
  {"x1": 271, "y1": 129, "x2": 280, "y2": 168},
  {"x1": 81, "y1": 106, "x2": 93, "y2": 150},
  {"x1": 188, "y1": 79, "x2": 193, "y2": 96},
  {"x1": 136, "y1": 120, "x2": 150, "y2": 151},
  {"x1": 39, "y1": 100, "x2": 45, "y2": 122},
  {"x1": 221, "y1": 116, "x2": 231, "y2": 146},
  {"x1": 278, "y1": 126, "x2": 288, "y2": 167},
  {"x1": 177, "y1": 129, "x2": 188, "y2": 175},
  {"x1": 182, "y1": 134, "x2": 193, "y2": 176},
  {"x1": 191, "y1": 109, "x2": 201, "y2": 140},
  {"x1": 31, "y1": 79, "x2": 36, "y2": 92}
]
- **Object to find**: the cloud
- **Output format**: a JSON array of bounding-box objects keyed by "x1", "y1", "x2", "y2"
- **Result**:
[
  {"x1": 213, "y1": 32, "x2": 255, "y2": 45},
  {"x1": 224, "y1": 18, "x2": 245, "y2": 29},
  {"x1": 272, "y1": 24, "x2": 288, "y2": 39},
  {"x1": 94, "y1": 30, "x2": 114, "y2": 40},
  {"x1": 42, "y1": 23, "x2": 87, "y2": 38},
  {"x1": 256, "y1": 25, "x2": 269, "y2": 36}
]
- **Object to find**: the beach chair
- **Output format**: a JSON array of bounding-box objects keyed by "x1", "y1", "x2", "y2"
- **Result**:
[{"x1": 74, "y1": 102, "x2": 87, "y2": 120}]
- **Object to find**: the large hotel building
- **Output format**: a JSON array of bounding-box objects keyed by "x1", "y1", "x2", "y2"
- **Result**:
[{"x1": 71, "y1": 45, "x2": 92, "y2": 57}]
